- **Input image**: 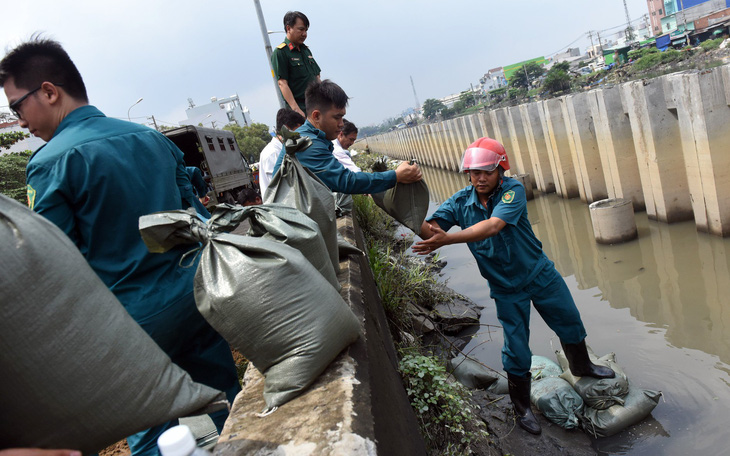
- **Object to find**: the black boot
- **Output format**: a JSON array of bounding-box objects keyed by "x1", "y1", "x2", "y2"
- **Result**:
[
  {"x1": 507, "y1": 373, "x2": 541, "y2": 435},
  {"x1": 561, "y1": 339, "x2": 615, "y2": 379}
]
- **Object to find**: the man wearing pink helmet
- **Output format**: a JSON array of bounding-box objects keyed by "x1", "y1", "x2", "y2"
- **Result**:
[{"x1": 413, "y1": 137, "x2": 613, "y2": 435}]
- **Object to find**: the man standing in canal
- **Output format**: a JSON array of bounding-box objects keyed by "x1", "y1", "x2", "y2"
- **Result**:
[
  {"x1": 272, "y1": 79, "x2": 422, "y2": 194},
  {"x1": 0, "y1": 37, "x2": 240, "y2": 455},
  {"x1": 413, "y1": 137, "x2": 614, "y2": 435},
  {"x1": 272, "y1": 10, "x2": 321, "y2": 117}
]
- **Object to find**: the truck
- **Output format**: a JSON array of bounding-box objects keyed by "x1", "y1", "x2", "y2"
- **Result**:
[{"x1": 162, "y1": 125, "x2": 256, "y2": 206}]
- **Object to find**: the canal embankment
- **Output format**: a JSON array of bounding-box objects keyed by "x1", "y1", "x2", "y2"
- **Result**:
[{"x1": 364, "y1": 63, "x2": 730, "y2": 237}]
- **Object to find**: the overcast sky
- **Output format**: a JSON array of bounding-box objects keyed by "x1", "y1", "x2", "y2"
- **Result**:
[{"x1": 1, "y1": 0, "x2": 650, "y2": 131}]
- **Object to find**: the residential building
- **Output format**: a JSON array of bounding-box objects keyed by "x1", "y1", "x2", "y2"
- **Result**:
[
  {"x1": 479, "y1": 67, "x2": 507, "y2": 92},
  {"x1": 180, "y1": 94, "x2": 252, "y2": 129}
]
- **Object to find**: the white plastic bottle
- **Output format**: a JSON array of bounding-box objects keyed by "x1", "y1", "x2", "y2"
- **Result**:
[{"x1": 157, "y1": 424, "x2": 212, "y2": 456}]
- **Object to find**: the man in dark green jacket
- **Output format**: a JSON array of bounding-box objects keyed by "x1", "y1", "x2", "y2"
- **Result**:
[{"x1": 271, "y1": 10, "x2": 321, "y2": 116}]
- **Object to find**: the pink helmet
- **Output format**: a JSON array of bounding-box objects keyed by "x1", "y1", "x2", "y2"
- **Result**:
[{"x1": 459, "y1": 137, "x2": 510, "y2": 173}]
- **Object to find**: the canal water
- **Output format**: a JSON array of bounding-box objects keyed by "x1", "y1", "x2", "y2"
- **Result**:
[{"x1": 414, "y1": 165, "x2": 730, "y2": 456}]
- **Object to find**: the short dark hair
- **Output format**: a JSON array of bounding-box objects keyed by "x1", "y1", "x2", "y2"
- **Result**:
[
  {"x1": 0, "y1": 36, "x2": 88, "y2": 102},
  {"x1": 341, "y1": 119, "x2": 358, "y2": 136},
  {"x1": 276, "y1": 108, "x2": 305, "y2": 132},
  {"x1": 305, "y1": 79, "x2": 349, "y2": 117},
  {"x1": 284, "y1": 11, "x2": 309, "y2": 30}
]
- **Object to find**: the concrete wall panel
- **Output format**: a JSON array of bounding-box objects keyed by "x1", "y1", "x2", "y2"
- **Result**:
[{"x1": 565, "y1": 91, "x2": 608, "y2": 203}]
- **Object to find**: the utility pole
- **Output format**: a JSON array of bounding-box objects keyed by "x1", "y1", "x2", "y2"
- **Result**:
[
  {"x1": 410, "y1": 75, "x2": 421, "y2": 113},
  {"x1": 253, "y1": 0, "x2": 286, "y2": 109},
  {"x1": 623, "y1": 0, "x2": 636, "y2": 43},
  {"x1": 148, "y1": 115, "x2": 159, "y2": 131},
  {"x1": 588, "y1": 31, "x2": 596, "y2": 58},
  {"x1": 596, "y1": 31, "x2": 605, "y2": 58}
]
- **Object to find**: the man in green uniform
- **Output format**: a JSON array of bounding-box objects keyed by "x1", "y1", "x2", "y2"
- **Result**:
[
  {"x1": 271, "y1": 10, "x2": 321, "y2": 116},
  {"x1": 0, "y1": 38, "x2": 239, "y2": 456}
]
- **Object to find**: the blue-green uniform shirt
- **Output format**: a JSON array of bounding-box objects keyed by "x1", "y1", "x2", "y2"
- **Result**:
[
  {"x1": 428, "y1": 177, "x2": 549, "y2": 293},
  {"x1": 25, "y1": 105, "x2": 200, "y2": 323},
  {"x1": 272, "y1": 120, "x2": 397, "y2": 194}
]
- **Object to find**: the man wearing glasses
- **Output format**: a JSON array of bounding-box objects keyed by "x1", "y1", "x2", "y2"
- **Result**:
[{"x1": 0, "y1": 38, "x2": 239, "y2": 455}]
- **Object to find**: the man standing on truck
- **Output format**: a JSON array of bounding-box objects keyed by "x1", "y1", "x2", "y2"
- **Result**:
[
  {"x1": 273, "y1": 79, "x2": 422, "y2": 194},
  {"x1": 0, "y1": 37, "x2": 240, "y2": 455},
  {"x1": 271, "y1": 10, "x2": 321, "y2": 116}
]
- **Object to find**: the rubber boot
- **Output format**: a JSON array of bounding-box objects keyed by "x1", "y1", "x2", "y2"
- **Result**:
[
  {"x1": 507, "y1": 373, "x2": 541, "y2": 435},
  {"x1": 561, "y1": 339, "x2": 615, "y2": 379}
]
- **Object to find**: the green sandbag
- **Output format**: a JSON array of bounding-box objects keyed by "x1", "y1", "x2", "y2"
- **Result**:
[
  {"x1": 370, "y1": 158, "x2": 429, "y2": 235},
  {"x1": 139, "y1": 210, "x2": 361, "y2": 410},
  {"x1": 530, "y1": 355, "x2": 562, "y2": 380},
  {"x1": 335, "y1": 192, "x2": 353, "y2": 217},
  {"x1": 448, "y1": 355, "x2": 500, "y2": 389},
  {"x1": 580, "y1": 388, "x2": 662, "y2": 438},
  {"x1": 337, "y1": 231, "x2": 363, "y2": 259},
  {"x1": 265, "y1": 128, "x2": 340, "y2": 274},
  {"x1": 0, "y1": 195, "x2": 227, "y2": 454},
  {"x1": 205, "y1": 203, "x2": 339, "y2": 290},
  {"x1": 530, "y1": 377, "x2": 584, "y2": 430},
  {"x1": 557, "y1": 349, "x2": 630, "y2": 410}
]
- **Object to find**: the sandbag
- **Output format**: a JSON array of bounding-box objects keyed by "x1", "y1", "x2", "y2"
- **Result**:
[
  {"x1": 265, "y1": 128, "x2": 340, "y2": 273},
  {"x1": 335, "y1": 192, "x2": 353, "y2": 217},
  {"x1": 530, "y1": 377, "x2": 584, "y2": 430},
  {"x1": 530, "y1": 355, "x2": 562, "y2": 379},
  {"x1": 370, "y1": 158, "x2": 429, "y2": 235},
  {"x1": 337, "y1": 231, "x2": 363, "y2": 259},
  {"x1": 580, "y1": 388, "x2": 662, "y2": 438},
  {"x1": 206, "y1": 203, "x2": 339, "y2": 290},
  {"x1": 0, "y1": 194, "x2": 227, "y2": 455},
  {"x1": 558, "y1": 349, "x2": 630, "y2": 410},
  {"x1": 448, "y1": 355, "x2": 500, "y2": 389},
  {"x1": 139, "y1": 210, "x2": 361, "y2": 410}
]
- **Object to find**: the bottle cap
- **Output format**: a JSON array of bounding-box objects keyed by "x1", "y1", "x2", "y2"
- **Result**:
[{"x1": 158, "y1": 424, "x2": 196, "y2": 456}]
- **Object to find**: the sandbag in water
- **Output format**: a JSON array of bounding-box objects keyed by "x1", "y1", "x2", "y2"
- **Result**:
[
  {"x1": 530, "y1": 377, "x2": 584, "y2": 430},
  {"x1": 558, "y1": 349, "x2": 629, "y2": 410},
  {"x1": 448, "y1": 355, "x2": 500, "y2": 389},
  {"x1": 580, "y1": 388, "x2": 662, "y2": 438}
]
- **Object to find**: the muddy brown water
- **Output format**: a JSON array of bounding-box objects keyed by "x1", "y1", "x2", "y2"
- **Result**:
[{"x1": 413, "y1": 166, "x2": 730, "y2": 456}]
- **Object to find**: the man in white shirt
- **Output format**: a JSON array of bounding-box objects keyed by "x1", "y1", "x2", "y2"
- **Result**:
[
  {"x1": 331, "y1": 119, "x2": 360, "y2": 172},
  {"x1": 259, "y1": 108, "x2": 305, "y2": 196}
]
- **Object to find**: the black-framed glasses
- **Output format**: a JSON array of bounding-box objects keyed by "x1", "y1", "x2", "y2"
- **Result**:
[
  {"x1": 9, "y1": 83, "x2": 63, "y2": 119},
  {"x1": 9, "y1": 86, "x2": 42, "y2": 118}
]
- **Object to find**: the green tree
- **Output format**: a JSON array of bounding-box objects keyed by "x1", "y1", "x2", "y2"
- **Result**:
[
  {"x1": 1, "y1": 132, "x2": 32, "y2": 203},
  {"x1": 543, "y1": 61, "x2": 572, "y2": 94},
  {"x1": 1, "y1": 131, "x2": 29, "y2": 150},
  {"x1": 509, "y1": 62, "x2": 545, "y2": 89},
  {"x1": 422, "y1": 98, "x2": 446, "y2": 120},
  {"x1": 224, "y1": 122, "x2": 271, "y2": 162},
  {"x1": 459, "y1": 90, "x2": 476, "y2": 109}
]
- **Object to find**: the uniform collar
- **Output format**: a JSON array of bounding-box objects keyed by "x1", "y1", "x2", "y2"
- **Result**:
[
  {"x1": 52, "y1": 105, "x2": 104, "y2": 139},
  {"x1": 465, "y1": 179, "x2": 504, "y2": 208},
  {"x1": 284, "y1": 37, "x2": 307, "y2": 51}
]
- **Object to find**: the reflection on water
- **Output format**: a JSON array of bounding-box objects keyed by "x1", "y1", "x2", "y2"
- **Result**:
[{"x1": 420, "y1": 165, "x2": 730, "y2": 456}]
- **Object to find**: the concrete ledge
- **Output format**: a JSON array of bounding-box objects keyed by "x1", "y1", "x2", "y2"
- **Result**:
[{"x1": 215, "y1": 214, "x2": 425, "y2": 455}]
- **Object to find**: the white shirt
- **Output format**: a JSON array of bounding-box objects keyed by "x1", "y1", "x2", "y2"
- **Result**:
[
  {"x1": 332, "y1": 138, "x2": 361, "y2": 172},
  {"x1": 258, "y1": 136, "x2": 283, "y2": 196}
]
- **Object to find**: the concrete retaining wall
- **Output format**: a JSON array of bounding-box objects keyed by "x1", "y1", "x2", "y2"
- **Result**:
[
  {"x1": 365, "y1": 64, "x2": 730, "y2": 237},
  {"x1": 216, "y1": 215, "x2": 426, "y2": 455}
]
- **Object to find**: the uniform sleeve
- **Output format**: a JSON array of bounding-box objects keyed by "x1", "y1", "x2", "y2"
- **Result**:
[
  {"x1": 26, "y1": 152, "x2": 82, "y2": 245},
  {"x1": 272, "y1": 47, "x2": 288, "y2": 81},
  {"x1": 491, "y1": 183, "x2": 526, "y2": 226},
  {"x1": 427, "y1": 196, "x2": 460, "y2": 232},
  {"x1": 185, "y1": 167, "x2": 208, "y2": 196}
]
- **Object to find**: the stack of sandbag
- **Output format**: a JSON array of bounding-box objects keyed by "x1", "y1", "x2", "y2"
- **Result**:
[
  {"x1": 529, "y1": 356, "x2": 584, "y2": 430},
  {"x1": 557, "y1": 348, "x2": 662, "y2": 437},
  {"x1": 264, "y1": 128, "x2": 340, "y2": 273},
  {"x1": 0, "y1": 194, "x2": 227, "y2": 454},
  {"x1": 139, "y1": 207, "x2": 361, "y2": 412},
  {"x1": 370, "y1": 158, "x2": 430, "y2": 235},
  {"x1": 205, "y1": 203, "x2": 339, "y2": 290}
]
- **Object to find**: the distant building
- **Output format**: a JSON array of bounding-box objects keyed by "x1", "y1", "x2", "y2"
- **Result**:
[
  {"x1": 180, "y1": 94, "x2": 252, "y2": 129},
  {"x1": 479, "y1": 67, "x2": 507, "y2": 92},
  {"x1": 647, "y1": 0, "x2": 668, "y2": 35},
  {"x1": 653, "y1": 0, "x2": 729, "y2": 35}
]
